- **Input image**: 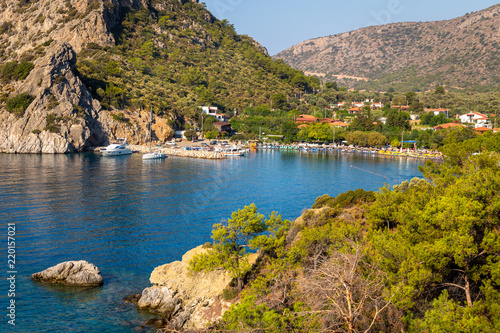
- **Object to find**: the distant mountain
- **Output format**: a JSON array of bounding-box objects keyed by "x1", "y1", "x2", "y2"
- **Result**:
[{"x1": 274, "y1": 4, "x2": 500, "y2": 91}]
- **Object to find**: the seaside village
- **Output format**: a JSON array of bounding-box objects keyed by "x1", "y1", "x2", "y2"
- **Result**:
[{"x1": 162, "y1": 100, "x2": 498, "y2": 160}]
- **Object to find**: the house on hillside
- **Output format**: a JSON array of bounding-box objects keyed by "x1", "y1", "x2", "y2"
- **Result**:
[
  {"x1": 425, "y1": 108, "x2": 450, "y2": 116},
  {"x1": 201, "y1": 106, "x2": 218, "y2": 115},
  {"x1": 392, "y1": 105, "x2": 411, "y2": 111},
  {"x1": 332, "y1": 121, "x2": 349, "y2": 127},
  {"x1": 338, "y1": 101, "x2": 383, "y2": 110},
  {"x1": 295, "y1": 115, "x2": 317, "y2": 124},
  {"x1": 434, "y1": 123, "x2": 465, "y2": 130},
  {"x1": 200, "y1": 106, "x2": 229, "y2": 122},
  {"x1": 474, "y1": 127, "x2": 492, "y2": 134},
  {"x1": 213, "y1": 121, "x2": 232, "y2": 133},
  {"x1": 459, "y1": 112, "x2": 491, "y2": 128}
]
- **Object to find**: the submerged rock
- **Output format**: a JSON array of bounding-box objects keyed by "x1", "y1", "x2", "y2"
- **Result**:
[{"x1": 31, "y1": 260, "x2": 103, "y2": 286}]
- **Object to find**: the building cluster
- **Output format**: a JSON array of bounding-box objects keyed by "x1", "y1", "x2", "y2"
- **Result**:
[
  {"x1": 337, "y1": 100, "x2": 384, "y2": 113},
  {"x1": 200, "y1": 106, "x2": 232, "y2": 134},
  {"x1": 198, "y1": 104, "x2": 498, "y2": 139},
  {"x1": 295, "y1": 115, "x2": 349, "y2": 128}
]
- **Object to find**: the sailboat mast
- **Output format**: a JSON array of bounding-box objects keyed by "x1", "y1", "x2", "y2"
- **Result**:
[{"x1": 149, "y1": 106, "x2": 152, "y2": 152}]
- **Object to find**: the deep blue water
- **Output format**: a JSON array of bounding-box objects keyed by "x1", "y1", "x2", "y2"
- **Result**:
[{"x1": 0, "y1": 150, "x2": 424, "y2": 332}]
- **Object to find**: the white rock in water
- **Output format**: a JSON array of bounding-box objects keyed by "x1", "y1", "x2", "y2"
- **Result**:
[{"x1": 31, "y1": 260, "x2": 103, "y2": 286}]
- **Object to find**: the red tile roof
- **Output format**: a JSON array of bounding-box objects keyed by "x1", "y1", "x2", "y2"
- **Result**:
[
  {"x1": 332, "y1": 121, "x2": 349, "y2": 127},
  {"x1": 434, "y1": 123, "x2": 465, "y2": 129}
]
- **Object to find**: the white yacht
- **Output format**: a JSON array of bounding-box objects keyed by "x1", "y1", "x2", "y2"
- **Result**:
[{"x1": 101, "y1": 138, "x2": 133, "y2": 156}]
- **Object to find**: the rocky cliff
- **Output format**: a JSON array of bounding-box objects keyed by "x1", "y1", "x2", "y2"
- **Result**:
[
  {"x1": 0, "y1": 0, "x2": 177, "y2": 153},
  {"x1": 0, "y1": 41, "x2": 173, "y2": 153}
]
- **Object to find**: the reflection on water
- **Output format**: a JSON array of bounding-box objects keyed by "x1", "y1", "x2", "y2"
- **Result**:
[{"x1": 0, "y1": 151, "x2": 424, "y2": 332}]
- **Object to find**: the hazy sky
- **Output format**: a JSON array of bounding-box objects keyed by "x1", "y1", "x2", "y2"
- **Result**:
[{"x1": 203, "y1": 0, "x2": 500, "y2": 55}]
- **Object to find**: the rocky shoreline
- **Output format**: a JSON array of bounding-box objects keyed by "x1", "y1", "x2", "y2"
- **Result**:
[{"x1": 127, "y1": 245, "x2": 245, "y2": 331}]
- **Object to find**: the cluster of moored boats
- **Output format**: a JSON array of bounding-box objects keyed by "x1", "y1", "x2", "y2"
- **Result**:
[
  {"x1": 100, "y1": 139, "x2": 247, "y2": 159},
  {"x1": 255, "y1": 143, "x2": 442, "y2": 159},
  {"x1": 99, "y1": 139, "x2": 442, "y2": 160}
]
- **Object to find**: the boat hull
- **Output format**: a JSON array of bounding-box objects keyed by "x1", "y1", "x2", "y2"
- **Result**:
[
  {"x1": 142, "y1": 152, "x2": 167, "y2": 160},
  {"x1": 101, "y1": 149, "x2": 132, "y2": 156}
]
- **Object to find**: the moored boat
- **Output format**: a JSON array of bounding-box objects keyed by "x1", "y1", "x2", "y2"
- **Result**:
[
  {"x1": 142, "y1": 151, "x2": 167, "y2": 160},
  {"x1": 101, "y1": 138, "x2": 132, "y2": 156},
  {"x1": 218, "y1": 146, "x2": 246, "y2": 156}
]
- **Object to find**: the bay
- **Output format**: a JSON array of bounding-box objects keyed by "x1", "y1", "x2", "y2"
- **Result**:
[{"x1": 0, "y1": 150, "x2": 424, "y2": 332}]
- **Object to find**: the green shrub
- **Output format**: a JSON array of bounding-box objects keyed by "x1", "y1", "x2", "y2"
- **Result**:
[
  {"x1": 47, "y1": 95, "x2": 59, "y2": 110},
  {"x1": 221, "y1": 287, "x2": 238, "y2": 301},
  {"x1": 111, "y1": 112, "x2": 129, "y2": 123},
  {"x1": 44, "y1": 113, "x2": 61, "y2": 133},
  {"x1": 13, "y1": 61, "x2": 34, "y2": 80},
  {"x1": 86, "y1": 42, "x2": 102, "y2": 50},
  {"x1": 312, "y1": 189, "x2": 376, "y2": 209},
  {"x1": 184, "y1": 129, "x2": 197, "y2": 141},
  {"x1": 5, "y1": 93, "x2": 34, "y2": 116},
  {"x1": 0, "y1": 61, "x2": 34, "y2": 83},
  {"x1": 35, "y1": 14, "x2": 45, "y2": 24},
  {"x1": 73, "y1": 104, "x2": 85, "y2": 118},
  {"x1": 41, "y1": 39, "x2": 53, "y2": 47},
  {"x1": 32, "y1": 129, "x2": 41, "y2": 134},
  {"x1": 54, "y1": 76, "x2": 65, "y2": 84},
  {"x1": 204, "y1": 130, "x2": 218, "y2": 139},
  {"x1": 0, "y1": 21, "x2": 13, "y2": 34},
  {"x1": 0, "y1": 62, "x2": 18, "y2": 83}
]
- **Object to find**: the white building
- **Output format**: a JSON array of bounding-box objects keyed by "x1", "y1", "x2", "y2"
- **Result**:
[
  {"x1": 200, "y1": 106, "x2": 228, "y2": 122},
  {"x1": 459, "y1": 112, "x2": 491, "y2": 128},
  {"x1": 201, "y1": 106, "x2": 218, "y2": 116}
]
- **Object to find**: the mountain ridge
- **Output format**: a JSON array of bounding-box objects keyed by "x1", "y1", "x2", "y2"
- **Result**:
[{"x1": 274, "y1": 4, "x2": 500, "y2": 91}]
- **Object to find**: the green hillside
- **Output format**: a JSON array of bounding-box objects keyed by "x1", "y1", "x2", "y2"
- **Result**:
[{"x1": 75, "y1": 0, "x2": 318, "y2": 122}]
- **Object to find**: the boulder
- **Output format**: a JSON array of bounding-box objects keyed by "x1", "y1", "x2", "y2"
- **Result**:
[
  {"x1": 137, "y1": 245, "x2": 238, "y2": 330},
  {"x1": 149, "y1": 245, "x2": 233, "y2": 300},
  {"x1": 31, "y1": 260, "x2": 103, "y2": 287},
  {"x1": 137, "y1": 286, "x2": 181, "y2": 319}
]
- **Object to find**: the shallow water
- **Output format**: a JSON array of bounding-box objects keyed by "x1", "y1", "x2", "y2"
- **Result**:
[{"x1": 0, "y1": 150, "x2": 424, "y2": 332}]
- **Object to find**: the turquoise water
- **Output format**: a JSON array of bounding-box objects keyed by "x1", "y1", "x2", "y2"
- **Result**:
[{"x1": 0, "y1": 150, "x2": 424, "y2": 332}]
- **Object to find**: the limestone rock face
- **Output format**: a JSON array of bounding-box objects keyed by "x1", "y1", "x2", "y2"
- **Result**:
[
  {"x1": 0, "y1": 41, "x2": 107, "y2": 153},
  {"x1": 0, "y1": 0, "x2": 116, "y2": 55},
  {"x1": 31, "y1": 260, "x2": 103, "y2": 286},
  {"x1": 0, "y1": 40, "x2": 174, "y2": 153},
  {"x1": 138, "y1": 245, "x2": 235, "y2": 330}
]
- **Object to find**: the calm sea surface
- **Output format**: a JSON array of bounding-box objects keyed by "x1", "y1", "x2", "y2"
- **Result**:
[{"x1": 0, "y1": 150, "x2": 424, "y2": 332}]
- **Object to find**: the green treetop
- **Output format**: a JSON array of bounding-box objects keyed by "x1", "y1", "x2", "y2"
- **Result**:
[{"x1": 189, "y1": 203, "x2": 291, "y2": 289}]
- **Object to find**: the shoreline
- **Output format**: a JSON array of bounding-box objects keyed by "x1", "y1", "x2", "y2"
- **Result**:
[{"x1": 94, "y1": 142, "x2": 441, "y2": 160}]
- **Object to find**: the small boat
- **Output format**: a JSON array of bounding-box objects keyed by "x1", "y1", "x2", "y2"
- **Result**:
[
  {"x1": 142, "y1": 151, "x2": 167, "y2": 160},
  {"x1": 219, "y1": 146, "x2": 246, "y2": 157},
  {"x1": 101, "y1": 138, "x2": 132, "y2": 156},
  {"x1": 143, "y1": 107, "x2": 167, "y2": 160}
]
